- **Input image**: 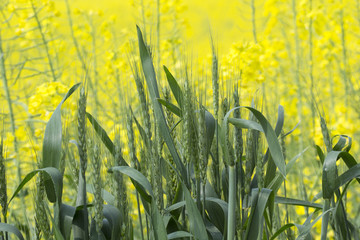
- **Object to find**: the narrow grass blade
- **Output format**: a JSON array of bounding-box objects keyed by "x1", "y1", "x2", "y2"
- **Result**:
[
  {"x1": 323, "y1": 151, "x2": 351, "y2": 199},
  {"x1": 109, "y1": 166, "x2": 153, "y2": 202},
  {"x1": 333, "y1": 135, "x2": 347, "y2": 151},
  {"x1": 205, "y1": 111, "x2": 216, "y2": 157},
  {"x1": 227, "y1": 165, "x2": 236, "y2": 240},
  {"x1": 137, "y1": 26, "x2": 187, "y2": 185},
  {"x1": 59, "y1": 204, "x2": 76, "y2": 240},
  {"x1": 43, "y1": 83, "x2": 80, "y2": 169},
  {"x1": 103, "y1": 205, "x2": 122, "y2": 239},
  {"x1": 204, "y1": 185, "x2": 228, "y2": 233},
  {"x1": 157, "y1": 98, "x2": 182, "y2": 117},
  {"x1": 275, "y1": 196, "x2": 323, "y2": 209},
  {"x1": 44, "y1": 203, "x2": 65, "y2": 240},
  {"x1": 334, "y1": 181, "x2": 352, "y2": 239},
  {"x1": 131, "y1": 109, "x2": 151, "y2": 148},
  {"x1": 0, "y1": 223, "x2": 24, "y2": 240},
  {"x1": 245, "y1": 188, "x2": 274, "y2": 240},
  {"x1": 86, "y1": 112, "x2": 116, "y2": 157},
  {"x1": 245, "y1": 107, "x2": 286, "y2": 178},
  {"x1": 264, "y1": 105, "x2": 285, "y2": 187},
  {"x1": 151, "y1": 200, "x2": 168, "y2": 240},
  {"x1": 225, "y1": 106, "x2": 286, "y2": 177},
  {"x1": 86, "y1": 184, "x2": 115, "y2": 206},
  {"x1": 270, "y1": 223, "x2": 296, "y2": 240},
  {"x1": 268, "y1": 148, "x2": 307, "y2": 192},
  {"x1": 182, "y1": 182, "x2": 208, "y2": 240},
  {"x1": 163, "y1": 66, "x2": 184, "y2": 108},
  {"x1": 228, "y1": 118, "x2": 263, "y2": 132},
  {"x1": 9, "y1": 167, "x2": 63, "y2": 205},
  {"x1": 274, "y1": 105, "x2": 285, "y2": 135},
  {"x1": 335, "y1": 163, "x2": 360, "y2": 189},
  {"x1": 296, "y1": 209, "x2": 331, "y2": 240},
  {"x1": 316, "y1": 145, "x2": 325, "y2": 165},
  {"x1": 168, "y1": 231, "x2": 193, "y2": 239}
]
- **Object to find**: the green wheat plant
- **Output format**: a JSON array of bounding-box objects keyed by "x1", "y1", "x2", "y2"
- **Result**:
[{"x1": 0, "y1": 25, "x2": 359, "y2": 240}]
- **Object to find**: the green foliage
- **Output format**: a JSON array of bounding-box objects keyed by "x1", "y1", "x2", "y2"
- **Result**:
[{"x1": 1, "y1": 26, "x2": 359, "y2": 240}]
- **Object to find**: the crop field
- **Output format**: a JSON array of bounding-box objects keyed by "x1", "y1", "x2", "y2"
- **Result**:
[{"x1": 0, "y1": 0, "x2": 359, "y2": 239}]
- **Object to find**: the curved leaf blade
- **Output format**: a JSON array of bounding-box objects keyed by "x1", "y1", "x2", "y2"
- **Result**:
[
  {"x1": 43, "y1": 83, "x2": 80, "y2": 169},
  {"x1": 9, "y1": 167, "x2": 63, "y2": 204},
  {"x1": 137, "y1": 26, "x2": 187, "y2": 185},
  {"x1": 0, "y1": 223, "x2": 24, "y2": 240}
]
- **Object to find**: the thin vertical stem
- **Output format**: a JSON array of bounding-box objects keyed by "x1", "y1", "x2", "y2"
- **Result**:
[
  {"x1": 251, "y1": 0, "x2": 257, "y2": 43},
  {"x1": 65, "y1": 0, "x2": 87, "y2": 72},
  {"x1": 321, "y1": 199, "x2": 330, "y2": 240},
  {"x1": 90, "y1": 17, "x2": 99, "y2": 117},
  {"x1": 339, "y1": 0, "x2": 353, "y2": 107},
  {"x1": 0, "y1": 31, "x2": 28, "y2": 225},
  {"x1": 136, "y1": 191, "x2": 145, "y2": 240},
  {"x1": 292, "y1": 0, "x2": 307, "y2": 205},
  {"x1": 227, "y1": 165, "x2": 236, "y2": 240},
  {"x1": 156, "y1": 0, "x2": 161, "y2": 81},
  {"x1": 30, "y1": 0, "x2": 57, "y2": 82}
]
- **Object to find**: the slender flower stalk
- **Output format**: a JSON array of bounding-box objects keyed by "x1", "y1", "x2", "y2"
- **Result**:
[
  {"x1": 222, "y1": 96, "x2": 236, "y2": 240},
  {"x1": 0, "y1": 30, "x2": 28, "y2": 228},
  {"x1": 30, "y1": 0, "x2": 57, "y2": 82},
  {"x1": 0, "y1": 137, "x2": 8, "y2": 240}
]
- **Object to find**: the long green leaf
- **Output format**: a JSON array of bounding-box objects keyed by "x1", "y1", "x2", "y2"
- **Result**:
[
  {"x1": 137, "y1": 26, "x2": 187, "y2": 185},
  {"x1": 163, "y1": 65, "x2": 184, "y2": 108},
  {"x1": 157, "y1": 98, "x2": 182, "y2": 117},
  {"x1": 86, "y1": 112, "x2": 115, "y2": 156},
  {"x1": 60, "y1": 204, "x2": 76, "y2": 240},
  {"x1": 275, "y1": 196, "x2": 323, "y2": 209},
  {"x1": 151, "y1": 200, "x2": 168, "y2": 240},
  {"x1": 323, "y1": 151, "x2": 359, "y2": 199},
  {"x1": 182, "y1": 182, "x2": 208, "y2": 240},
  {"x1": 205, "y1": 111, "x2": 216, "y2": 157},
  {"x1": 9, "y1": 167, "x2": 62, "y2": 204},
  {"x1": 0, "y1": 223, "x2": 24, "y2": 240},
  {"x1": 167, "y1": 231, "x2": 193, "y2": 239},
  {"x1": 109, "y1": 166, "x2": 153, "y2": 202},
  {"x1": 224, "y1": 106, "x2": 286, "y2": 177},
  {"x1": 274, "y1": 105, "x2": 285, "y2": 135},
  {"x1": 103, "y1": 205, "x2": 122, "y2": 239},
  {"x1": 43, "y1": 83, "x2": 80, "y2": 169},
  {"x1": 270, "y1": 223, "x2": 295, "y2": 240},
  {"x1": 228, "y1": 118, "x2": 263, "y2": 132},
  {"x1": 246, "y1": 107, "x2": 286, "y2": 178},
  {"x1": 335, "y1": 163, "x2": 360, "y2": 190},
  {"x1": 268, "y1": 148, "x2": 307, "y2": 192},
  {"x1": 245, "y1": 188, "x2": 274, "y2": 240}
]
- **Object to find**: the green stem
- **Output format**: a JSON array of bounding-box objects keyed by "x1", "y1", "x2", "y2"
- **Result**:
[
  {"x1": 136, "y1": 191, "x2": 145, "y2": 240},
  {"x1": 0, "y1": 31, "x2": 29, "y2": 227},
  {"x1": 227, "y1": 165, "x2": 236, "y2": 240},
  {"x1": 90, "y1": 17, "x2": 99, "y2": 117},
  {"x1": 156, "y1": 0, "x2": 161, "y2": 81},
  {"x1": 196, "y1": 178, "x2": 201, "y2": 212},
  {"x1": 251, "y1": 0, "x2": 257, "y2": 43},
  {"x1": 65, "y1": 0, "x2": 87, "y2": 72},
  {"x1": 202, "y1": 182, "x2": 206, "y2": 220},
  {"x1": 31, "y1": 0, "x2": 57, "y2": 82},
  {"x1": 321, "y1": 199, "x2": 330, "y2": 240}
]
